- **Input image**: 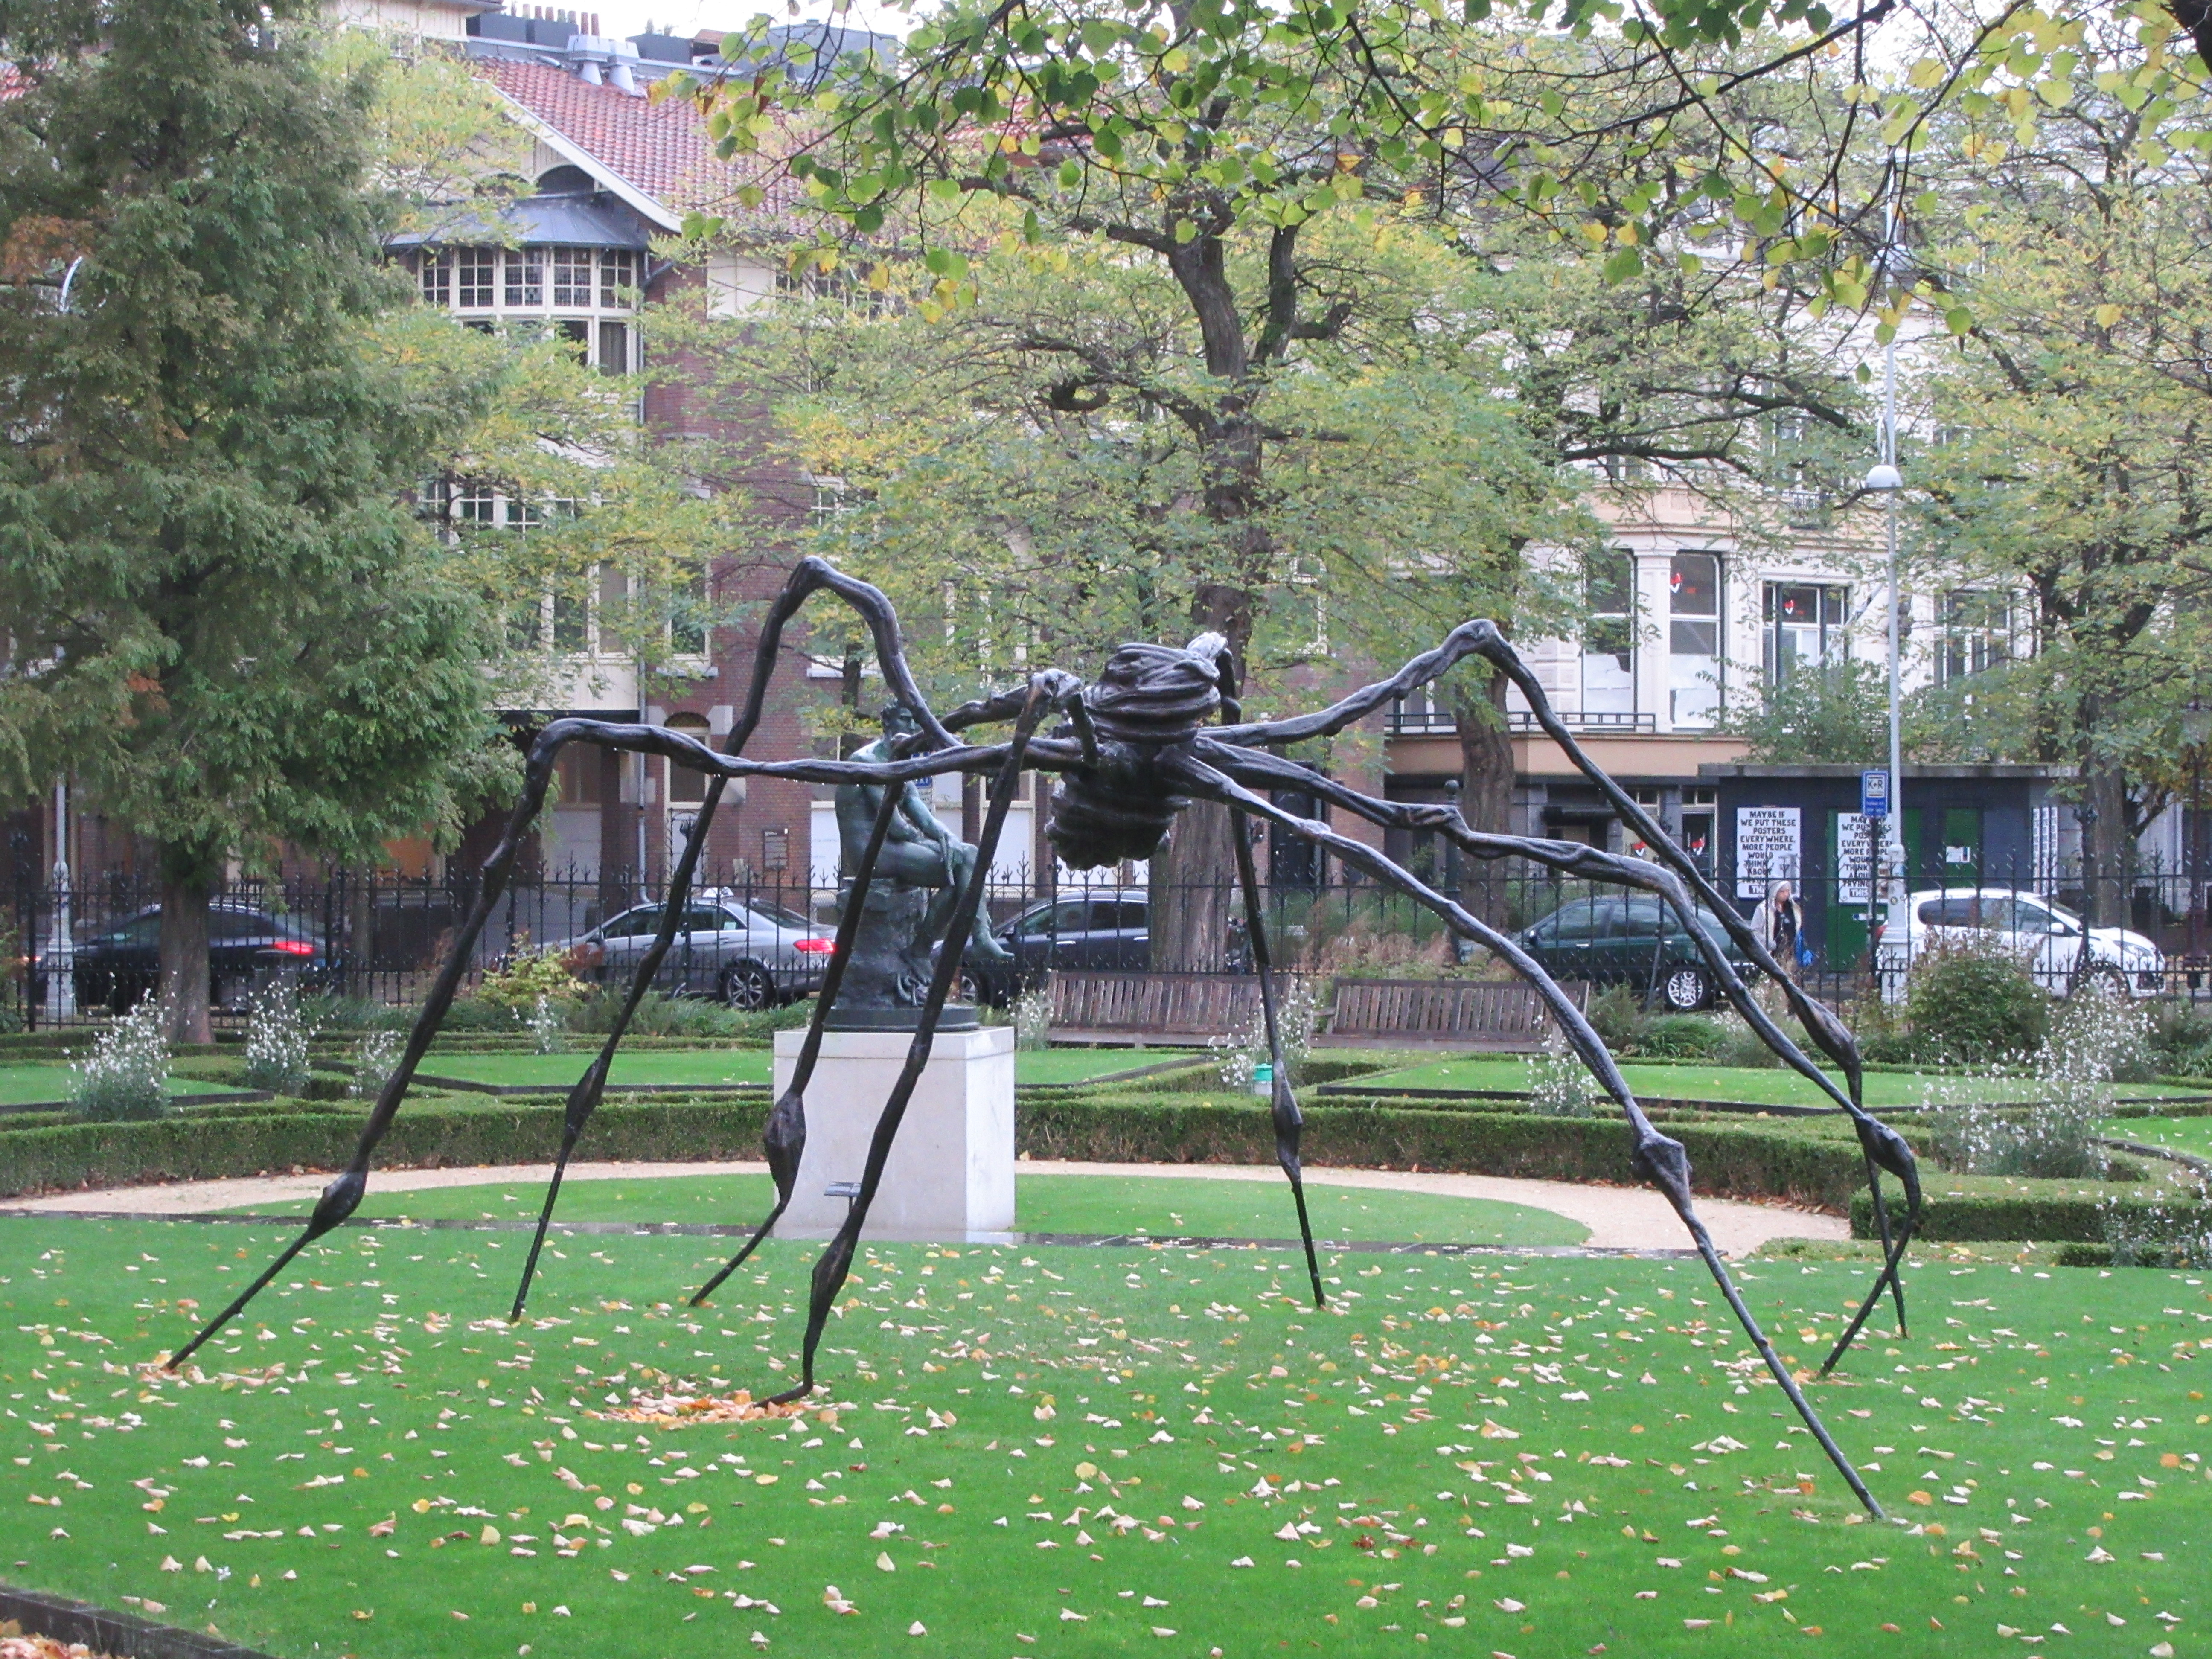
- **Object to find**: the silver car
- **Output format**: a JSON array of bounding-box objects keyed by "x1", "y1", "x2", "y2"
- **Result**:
[{"x1": 559, "y1": 895, "x2": 833, "y2": 1008}]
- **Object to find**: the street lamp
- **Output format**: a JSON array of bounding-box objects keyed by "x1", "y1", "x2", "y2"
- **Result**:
[
  {"x1": 1866, "y1": 454, "x2": 1905, "y2": 977},
  {"x1": 2185, "y1": 697, "x2": 2210, "y2": 979}
]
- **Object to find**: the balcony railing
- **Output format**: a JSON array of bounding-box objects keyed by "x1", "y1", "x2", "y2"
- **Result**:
[{"x1": 1385, "y1": 705, "x2": 1658, "y2": 736}]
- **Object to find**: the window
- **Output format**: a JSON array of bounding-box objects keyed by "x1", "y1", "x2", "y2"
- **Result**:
[
  {"x1": 664, "y1": 713, "x2": 713, "y2": 808},
  {"x1": 507, "y1": 597, "x2": 545, "y2": 650},
  {"x1": 670, "y1": 568, "x2": 708, "y2": 655},
  {"x1": 552, "y1": 248, "x2": 593, "y2": 308},
  {"x1": 554, "y1": 746, "x2": 603, "y2": 806},
  {"x1": 597, "y1": 319, "x2": 629, "y2": 376},
  {"x1": 1668, "y1": 553, "x2": 1721, "y2": 726},
  {"x1": 1016, "y1": 900, "x2": 1089, "y2": 939},
  {"x1": 554, "y1": 317, "x2": 590, "y2": 364},
  {"x1": 455, "y1": 480, "x2": 498, "y2": 524},
  {"x1": 1941, "y1": 590, "x2": 2015, "y2": 684},
  {"x1": 505, "y1": 249, "x2": 544, "y2": 307},
  {"x1": 457, "y1": 248, "x2": 497, "y2": 308},
  {"x1": 599, "y1": 250, "x2": 635, "y2": 309},
  {"x1": 602, "y1": 905, "x2": 662, "y2": 939},
  {"x1": 1763, "y1": 583, "x2": 1849, "y2": 685},
  {"x1": 552, "y1": 591, "x2": 588, "y2": 651},
  {"x1": 1679, "y1": 785, "x2": 1715, "y2": 873},
  {"x1": 1583, "y1": 548, "x2": 1635, "y2": 715},
  {"x1": 417, "y1": 250, "x2": 452, "y2": 306}
]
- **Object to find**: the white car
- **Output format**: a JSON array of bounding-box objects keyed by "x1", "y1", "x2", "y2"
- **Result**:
[{"x1": 1874, "y1": 886, "x2": 2165, "y2": 1001}]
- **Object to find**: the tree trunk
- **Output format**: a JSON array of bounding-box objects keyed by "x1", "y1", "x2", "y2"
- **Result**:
[
  {"x1": 2080, "y1": 753, "x2": 2133, "y2": 931},
  {"x1": 1150, "y1": 580, "x2": 1258, "y2": 973},
  {"x1": 1452, "y1": 666, "x2": 1516, "y2": 930},
  {"x1": 158, "y1": 861, "x2": 213, "y2": 1045}
]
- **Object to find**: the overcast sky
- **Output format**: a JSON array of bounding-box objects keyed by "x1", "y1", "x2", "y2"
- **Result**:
[{"x1": 585, "y1": 0, "x2": 905, "y2": 41}]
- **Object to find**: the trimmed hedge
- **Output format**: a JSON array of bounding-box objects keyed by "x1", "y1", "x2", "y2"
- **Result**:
[
  {"x1": 0, "y1": 1098, "x2": 771, "y2": 1201},
  {"x1": 0, "y1": 1091, "x2": 1867, "y2": 1210},
  {"x1": 1848, "y1": 1186, "x2": 2212, "y2": 1243}
]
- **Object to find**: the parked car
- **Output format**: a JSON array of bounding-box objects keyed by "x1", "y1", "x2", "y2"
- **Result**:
[
  {"x1": 1874, "y1": 887, "x2": 2165, "y2": 1000},
  {"x1": 34, "y1": 903, "x2": 331, "y2": 1014},
  {"x1": 554, "y1": 894, "x2": 834, "y2": 1008},
  {"x1": 963, "y1": 888, "x2": 1252, "y2": 1004},
  {"x1": 1514, "y1": 894, "x2": 1754, "y2": 1010}
]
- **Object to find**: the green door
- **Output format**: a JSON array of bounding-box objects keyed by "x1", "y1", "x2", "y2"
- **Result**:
[
  {"x1": 1943, "y1": 806, "x2": 1984, "y2": 884},
  {"x1": 1825, "y1": 808, "x2": 1870, "y2": 973}
]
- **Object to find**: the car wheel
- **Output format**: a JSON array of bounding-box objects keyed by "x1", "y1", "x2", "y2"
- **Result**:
[
  {"x1": 720, "y1": 961, "x2": 776, "y2": 1011},
  {"x1": 1660, "y1": 965, "x2": 1711, "y2": 1011}
]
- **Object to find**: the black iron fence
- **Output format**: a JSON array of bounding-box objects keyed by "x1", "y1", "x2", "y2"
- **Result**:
[{"x1": 5, "y1": 857, "x2": 2210, "y2": 1028}]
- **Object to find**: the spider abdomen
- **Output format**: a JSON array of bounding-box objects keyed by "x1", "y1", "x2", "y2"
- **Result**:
[{"x1": 1046, "y1": 748, "x2": 1190, "y2": 870}]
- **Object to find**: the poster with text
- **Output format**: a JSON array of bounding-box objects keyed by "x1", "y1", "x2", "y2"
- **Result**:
[
  {"x1": 1836, "y1": 812, "x2": 1877, "y2": 905},
  {"x1": 1735, "y1": 806, "x2": 1801, "y2": 900}
]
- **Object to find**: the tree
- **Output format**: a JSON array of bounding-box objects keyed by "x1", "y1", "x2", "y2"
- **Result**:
[
  {"x1": 0, "y1": 0, "x2": 505, "y2": 1040},
  {"x1": 1906, "y1": 179, "x2": 2212, "y2": 921}
]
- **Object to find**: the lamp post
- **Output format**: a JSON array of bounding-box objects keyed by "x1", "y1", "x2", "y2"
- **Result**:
[
  {"x1": 44, "y1": 778, "x2": 74, "y2": 1024},
  {"x1": 1864, "y1": 445, "x2": 1904, "y2": 975},
  {"x1": 2185, "y1": 697, "x2": 2210, "y2": 983}
]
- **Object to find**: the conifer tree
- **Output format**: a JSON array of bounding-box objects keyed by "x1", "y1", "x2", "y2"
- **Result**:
[{"x1": 0, "y1": 0, "x2": 503, "y2": 1039}]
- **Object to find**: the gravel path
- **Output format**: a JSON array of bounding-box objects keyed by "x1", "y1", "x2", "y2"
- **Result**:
[{"x1": 3, "y1": 1159, "x2": 1844, "y2": 1255}]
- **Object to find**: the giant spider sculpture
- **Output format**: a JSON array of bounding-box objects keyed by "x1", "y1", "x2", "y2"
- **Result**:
[{"x1": 169, "y1": 558, "x2": 1921, "y2": 1518}]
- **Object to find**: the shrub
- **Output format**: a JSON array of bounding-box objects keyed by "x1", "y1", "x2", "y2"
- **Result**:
[
  {"x1": 1586, "y1": 984, "x2": 1645, "y2": 1051},
  {"x1": 2148, "y1": 998, "x2": 2212, "y2": 1076},
  {"x1": 1927, "y1": 986, "x2": 2144, "y2": 1180},
  {"x1": 298, "y1": 991, "x2": 408, "y2": 1033},
  {"x1": 242, "y1": 977, "x2": 314, "y2": 1094},
  {"x1": 1525, "y1": 1031, "x2": 1601, "y2": 1118},
  {"x1": 2102, "y1": 1188, "x2": 2212, "y2": 1268},
  {"x1": 570, "y1": 988, "x2": 746, "y2": 1039},
  {"x1": 1636, "y1": 1014, "x2": 1726, "y2": 1059},
  {"x1": 351, "y1": 1028, "x2": 402, "y2": 1100},
  {"x1": 1711, "y1": 1012, "x2": 1783, "y2": 1069},
  {"x1": 1905, "y1": 939, "x2": 2049, "y2": 1062},
  {"x1": 68, "y1": 1001, "x2": 172, "y2": 1121},
  {"x1": 527, "y1": 993, "x2": 566, "y2": 1055},
  {"x1": 477, "y1": 944, "x2": 585, "y2": 1013},
  {"x1": 1012, "y1": 983, "x2": 1052, "y2": 1052},
  {"x1": 1209, "y1": 976, "x2": 1320, "y2": 1089}
]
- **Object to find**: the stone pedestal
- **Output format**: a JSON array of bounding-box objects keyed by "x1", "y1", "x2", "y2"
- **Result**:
[{"x1": 770, "y1": 1024, "x2": 1016, "y2": 1241}]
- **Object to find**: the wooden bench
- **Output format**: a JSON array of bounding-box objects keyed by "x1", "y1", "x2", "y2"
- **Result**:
[
  {"x1": 1325, "y1": 978, "x2": 1587, "y2": 1050},
  {"x1": 1049, "y1": 971, "x2": 1267, "y2": 1041}
]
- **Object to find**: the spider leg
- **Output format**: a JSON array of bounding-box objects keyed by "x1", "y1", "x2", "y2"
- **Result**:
[
  {"x1": 690, "y1": 775, "x2": 908, "y2": 1308},
  {"x1": 1162, "y1": 754, "x2": 1883, "y2": 1517},
  {"x1": 168, "y1": 547, "x2": 1007, "y2": 1368},
  {"x1": 1207, "y1": 617, "x2": 1922, "y2": 1359},
  {"x1": 767, "y1": 673, "x2": 1067, "y2": 1407},
  {"x1": 509, "y1": 769, "x2": 733, "y2": 1321},
  {"x1": 167, "y1": 719, "x2": 570, "y2": 1368},
  {"x1": 1228, "y1": 803, "x2": 1324, "y2": 1309}
]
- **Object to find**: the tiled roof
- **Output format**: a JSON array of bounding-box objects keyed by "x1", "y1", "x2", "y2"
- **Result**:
[{"x1": 481, "y1": 57, "x2": 802, "y2": 229}]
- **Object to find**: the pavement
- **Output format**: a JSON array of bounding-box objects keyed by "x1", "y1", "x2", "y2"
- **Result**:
[{"x1": 3, "y1": 1158, "x2": 1845, "y2": 1256}]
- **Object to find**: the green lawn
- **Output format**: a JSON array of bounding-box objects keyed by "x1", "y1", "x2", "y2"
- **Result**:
[
  {"x1": 2100, "y1": 1113, "x2": 2212, "y2": 1158},
  {"x1": 407, "y1": 1048, "x2": 1186, "y2": 1093},
  {"x1": 5, "y1": 1217, "x2": 2207, "y2": 1658},
  {"x1": 229, "y1": 1173, "x2": 1588, "y2": 1247},
  {"x1": 0, "y1": 1063, "x2": 252, "y2": 1109},
  {"x1": 1356, "y1": 1057, "x2": 2203, "y2": 1110}
]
